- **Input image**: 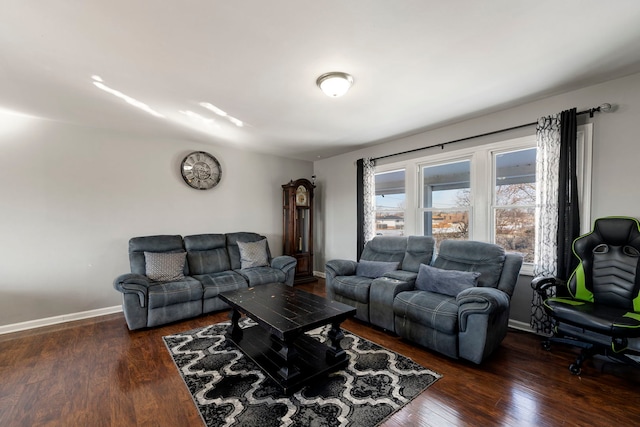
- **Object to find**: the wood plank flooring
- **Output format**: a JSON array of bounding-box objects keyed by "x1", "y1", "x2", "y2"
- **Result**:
[{"x1": 1, "y1": 279, "x2": 639, "y2": 426}]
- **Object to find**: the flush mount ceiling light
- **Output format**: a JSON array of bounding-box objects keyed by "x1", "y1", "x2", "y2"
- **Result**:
[{"x1": 316, "y1": 72, "x2": 354, "y2": 97}]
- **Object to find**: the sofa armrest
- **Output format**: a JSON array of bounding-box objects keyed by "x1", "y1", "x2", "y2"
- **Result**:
[
  {"x1": 325, "y1": 259, "x2": 358, "y2": 278},
  {"x1": 370, "y1": 277, "x2": 415, "y2": 331},
  {"x1": 325, "y1": 260, "x2": 358, "y2": 300},
  {"x1": 456, "y1": 287, "x2": 510, "y2": 332},
  {"x1": 383, "y1": 270, "x2": 418, "y2": 283},
  {"x1": 271, "y1": 255, "x2": 297, "y2": 286},
  {"x1": 113, "y1": 273, "x2": 151, "y2": 307},
  {"x1": 271, "y1": 255, "x2": 297, "y2": 271}
]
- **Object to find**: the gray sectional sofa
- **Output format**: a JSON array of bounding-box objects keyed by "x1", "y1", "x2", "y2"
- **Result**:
[
  {"x1": 326, "y1": 236, "x2": 523, "y2": 364},
  {"x1": 113, "y1": 232, "x2": 296, "y2": 330}
]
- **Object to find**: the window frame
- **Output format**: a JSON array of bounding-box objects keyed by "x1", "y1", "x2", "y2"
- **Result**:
[
  {"x1": 418, "y1": 155, "x2": 474, "y2": 241},
  {"x1": 373, "y1": 166, "x2": 409, "y2": 237},
  {"x1": 490, "y1": 145, "x2": 537, "y2": 266},
  {"x1": 372, "y1": 123, "x2": 592, "y2": 275}
]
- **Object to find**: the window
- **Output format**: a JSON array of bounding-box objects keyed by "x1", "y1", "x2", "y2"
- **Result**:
[
  {"x1": 374, "y1": 169, "x2": 405, "y2": 236},
  {"x1": 493, "y1": 148, "x2": 536, "y2": 263},
  {"x1": 420, "y1": 159, "x2": 471, "y2": 247},
  {"x1": 372, "y1": 124, "x2": 592, "y2": 273}
]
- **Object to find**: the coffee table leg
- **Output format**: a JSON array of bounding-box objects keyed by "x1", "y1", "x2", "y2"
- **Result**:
[
  {"x1": 273, "y1": 336, "x2": 300, "y2": 383},
  {"x1": 228, "y1": 309, "x2": 243, "y2": 341},
  {"x1": 326, "y1": 321, "x2": 347, "y2": 362}
]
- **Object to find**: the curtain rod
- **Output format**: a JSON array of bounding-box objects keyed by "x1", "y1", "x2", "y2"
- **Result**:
[{"x1": 372, "y1": 103, "x2": 612, "y2": 162}]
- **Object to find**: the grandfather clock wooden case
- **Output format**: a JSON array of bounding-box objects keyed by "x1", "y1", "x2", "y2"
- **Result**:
[{"x1": 282, "y1": 179, "x2": 316, "y2": 284}]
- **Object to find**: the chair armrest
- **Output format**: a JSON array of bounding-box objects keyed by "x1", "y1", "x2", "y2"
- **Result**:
[
  {"x1": 531, "y1": 276, "x2": 563, "y2": 300},
  {"x1": 271, "y1": 255, "x2": 297, "y2": 271},
  {"x1": 113, "y1": 273, "x2": 151, "y2": 307},
  {"x1": 325, "y1": 259, "x2": 358, "y2": 278},
  {"x1": 456, "y1": 287, "x2": 510, "y2": 332}
]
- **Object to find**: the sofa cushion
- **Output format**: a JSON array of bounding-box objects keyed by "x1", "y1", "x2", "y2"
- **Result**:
[
  {"x1": 227, "y1": 232, "x2": 272, "y2": 270},
  {"x1": 360, "y1": 236, "x2": 407, "y2": 265},
  {"x1": 147, "y1": 276, "x2": 203, "y2": 309},
  {"x1": 184, "y1": 234, "x2": 231, "y2": 274},
  {"x1": 433, "y1": 240, "x2": 506, "y2": 288},
  {"x1": 193, "y1": 271, "x2": 248, "y2": 299},
  {"x1": 237, "y1": 239, "x2": 269, "y2": 268},
  {"x1": 331, "y1": 275, "x2": 373, "y2": 303},
  {"x1": 415, "y1": 264, "x2": 480, "y2": 297},
  {"x1": 356, "y1": 260, "x2": 399, "y2": 278},
  {"x1": 402, "y1": 236, "x2": 436, "y2": 273},
  {"x1": 129, "y1": 235, "x2": 185, "y2": 276},
  {"x1": 394, "y1": 290, "x2": 459, "y2": 334},
  {"x1": 144, "y1": 251, "x2": 186, "y2": 281}
]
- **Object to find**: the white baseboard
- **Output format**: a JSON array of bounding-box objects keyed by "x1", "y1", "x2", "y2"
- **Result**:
[
  {"x1": 313, "y1": 271, "x2": 326, "y2": 279},
  {"x1": 508, "y1": 319, "x2": 535, "y2": 333},
  {"x1": 0, "y1": 305, "x2": 123, "y2": 335}
]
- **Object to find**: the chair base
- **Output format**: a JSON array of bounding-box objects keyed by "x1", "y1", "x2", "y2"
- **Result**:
[{"x1": 543, "y1": 334, "x2": 640, "y2": 375}]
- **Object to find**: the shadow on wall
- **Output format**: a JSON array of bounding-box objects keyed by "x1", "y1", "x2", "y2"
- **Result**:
[{"x1": 510, "y1": 273, "x2": 535, "y2": 326}]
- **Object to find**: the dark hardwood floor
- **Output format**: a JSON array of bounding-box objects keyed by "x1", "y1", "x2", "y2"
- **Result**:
[{"x1": 1, "y1": 279, "x2": 639, "y2": 427}]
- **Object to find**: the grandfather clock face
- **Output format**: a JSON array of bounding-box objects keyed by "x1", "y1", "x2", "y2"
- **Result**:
[{"x1": 295, "y1": 185, "x2": 309, "y2": 206}]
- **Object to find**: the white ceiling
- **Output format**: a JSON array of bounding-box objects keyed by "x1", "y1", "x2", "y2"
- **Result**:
[{"x1": 3, "y1": 1, "x2": 640, "y2": 161}]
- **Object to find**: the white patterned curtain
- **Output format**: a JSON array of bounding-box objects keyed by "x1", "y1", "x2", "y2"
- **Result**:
[
  {"x1": 362, "y1": 157, "x2": 376, "y2": 244},
  {"x1": 531, "y1": 114, "x2": 561, "y2": 334},
  {"x1": 357, "y1": 157, "x2": 376, "y2": 258}
]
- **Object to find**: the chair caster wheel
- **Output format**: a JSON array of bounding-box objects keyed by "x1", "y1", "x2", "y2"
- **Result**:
[{"x1": 569, "y1": 363, "x2": 581, "y2": 375}]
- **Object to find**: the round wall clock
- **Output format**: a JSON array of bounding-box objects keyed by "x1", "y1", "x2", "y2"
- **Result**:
[{"x1": 180, "y1": 151, "x2": 222, "y2": 190}]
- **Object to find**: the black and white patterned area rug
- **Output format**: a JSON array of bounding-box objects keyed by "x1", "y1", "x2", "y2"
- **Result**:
[{"x1": 163, "y1": 319, "x2": 441, "y2": 427}]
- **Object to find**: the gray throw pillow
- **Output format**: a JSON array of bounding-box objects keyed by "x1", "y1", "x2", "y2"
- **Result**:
[
  {"x1": 237, "y1": 239, "x2": 269, "y2": 269},
  {"x1": 415, "y1": 263, "x2": 480, "y2": 296},
  {"x1": 356, "y1": 260, "x2": 400, "y2": 279},
  {"x1": 144, "y1": 251, "x2": 186, "y2": 282}
]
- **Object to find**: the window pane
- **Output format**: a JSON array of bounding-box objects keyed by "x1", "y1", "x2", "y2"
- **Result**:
[
  {"x1": 495, "y1": 148, "x2": 536, "y2": 206},
  {"x1": 422, "y1": 160, "x2": 470, "y2": 240},
  {"x1": 495, "y1": 207, "x2": 535, "y2": 262},
  {"x1": 493, "y1": 148, "x2": 536, "y2": 262},
  {"x1": 375, "y1": 169, "x2": 405, "y2": 236},
  {"x1": 422, "y1": 160, "x2": 471, "y2": 208},
  {"x1": 424, "y1": 210, "x2": 469, "y2": 242}
]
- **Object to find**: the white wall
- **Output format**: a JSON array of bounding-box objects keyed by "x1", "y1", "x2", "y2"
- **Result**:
[
  {"x1": 0, "y1": 117, "x2": 312, "y2": 328},
  {"x1": 314, "y1": 71, "x2": 640, "y2": 325}
]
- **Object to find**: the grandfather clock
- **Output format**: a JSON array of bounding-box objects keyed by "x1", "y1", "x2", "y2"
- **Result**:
[{"x1": 282, "y1": 178, "x2": 316, "y2": 284}]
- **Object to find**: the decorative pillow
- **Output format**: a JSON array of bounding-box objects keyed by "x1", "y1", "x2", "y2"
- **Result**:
[
  {"x1": 144, "y1": 251, "x2": 186, "y2": 282},
  {"x1": 415, "y1": 264, "x2": 480, "y2": 296},
  {"x1": 237, "y1": 239, "x2": 269, "y2": 269},
  {"x1": 356, "y1": 260, "x2": 400, "y2": 279}
]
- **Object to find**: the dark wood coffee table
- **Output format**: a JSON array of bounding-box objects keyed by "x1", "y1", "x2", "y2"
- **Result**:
[{"x1": 218, "y1": 283, "x2": 356, "y2": 394}]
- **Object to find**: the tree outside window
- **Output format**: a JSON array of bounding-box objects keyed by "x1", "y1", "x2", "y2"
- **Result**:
[{"x1": 493, "y1": 148, "x2": 536, "y2": 262}]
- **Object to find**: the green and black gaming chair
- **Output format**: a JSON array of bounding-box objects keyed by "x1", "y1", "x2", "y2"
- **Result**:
[{"x1": 532, "y1": 216, "x2": 640, "y2": 375}]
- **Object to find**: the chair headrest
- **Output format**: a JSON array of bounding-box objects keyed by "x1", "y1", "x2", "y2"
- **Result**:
[{"x1": 592, "y1": 217, "x2": 640, "y2": 247}]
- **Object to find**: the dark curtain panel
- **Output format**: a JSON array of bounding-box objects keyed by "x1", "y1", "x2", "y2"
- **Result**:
[
  {"x1": 556, "y1": 108, "x2": 580, "y2": 282},
  {"x1": 356, "y1": 158, "x2": 364, "y2": 260}
]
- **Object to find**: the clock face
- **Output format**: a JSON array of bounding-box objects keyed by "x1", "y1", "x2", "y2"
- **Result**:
[
  {"x1": 295, "y1": 185, "x2": 308, "y2": 206},
  {"x1": 180, "y1": 151, "x2": 221, "y2": 190}
]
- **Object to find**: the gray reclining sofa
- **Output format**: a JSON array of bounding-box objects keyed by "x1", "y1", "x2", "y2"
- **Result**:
[
  {"x1": 326, "y1": 236, "x2": 523, "y2": 364},
  {"x1": 113, "y1": 232, "x2": 296, "y2": 330}
]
